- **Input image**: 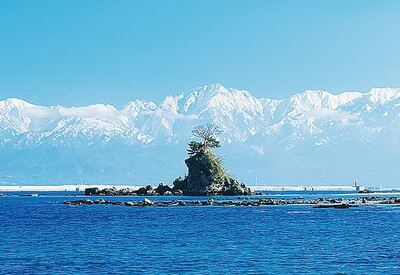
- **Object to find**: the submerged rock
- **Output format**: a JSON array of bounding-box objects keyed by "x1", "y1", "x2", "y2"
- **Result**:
[
  {"x1": 313, "y1": 203, "x2": 357, "y2": 209},
  {"x1": 96, "y1": 199, "x2": 107, "y2": 204},
  {"x1": 64, "y1": 199, "x2": 94, "y2": 205}
]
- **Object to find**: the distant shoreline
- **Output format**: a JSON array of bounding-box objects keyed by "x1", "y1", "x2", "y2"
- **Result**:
[{"x1": 0, "y1": 184, "x2": 392, "y2": 192}]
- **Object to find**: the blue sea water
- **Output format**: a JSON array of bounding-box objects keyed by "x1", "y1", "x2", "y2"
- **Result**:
[{"x1": 1, "y1": 192, "x2": 400, "y2": 274}]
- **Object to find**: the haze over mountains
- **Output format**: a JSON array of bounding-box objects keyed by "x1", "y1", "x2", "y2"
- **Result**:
[{"x1": 1, "y1": 83, "x2": 399, "y2": 186}]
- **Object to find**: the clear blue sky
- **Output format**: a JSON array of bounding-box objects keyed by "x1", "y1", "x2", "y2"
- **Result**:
[{"x1": 1, "y1": 0, "x2": 400, "y2": 107}]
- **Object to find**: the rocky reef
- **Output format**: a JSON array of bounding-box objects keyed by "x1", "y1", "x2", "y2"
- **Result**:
[{"x1": 65, "y1": 196, "x2": 400, "y2": 208}]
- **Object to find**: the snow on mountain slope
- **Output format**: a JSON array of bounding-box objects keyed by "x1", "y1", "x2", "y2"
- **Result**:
[
  {"x1": 1, "y1": 84, "x2": 400, "y2": 186},
  {"x1": 0, "y1": 84, "x2": 390, "y2": 145}
]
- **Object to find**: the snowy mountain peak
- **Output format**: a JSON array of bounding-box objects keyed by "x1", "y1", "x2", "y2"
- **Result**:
[
  {"x1": 182, "y1": 83, "x2": 230, "y2": 112},
  {"x1": 161, "y1": 95, "x2": 184, "y2": 113},
  {"x1": 288, "y1": 90, "x2": 362, "y2": 114},
  {"x1": 122, "y1": 100, "x2": 157, "y2": 117},
  {"x1": 2, "y1": 84, "x2": 400, "y2": 186},
  {"x1": 0, "y1": 97, "x2": 32, "y2": 107},
  {"x1": 182, "y1": 83, "x2": 259, "y2": 115},
  {"x1": 368, "y1": 88, "x2": 400, "y2": 105},
  {"x1": 1, "y1": 84, "x2": 400, "y2": 146}
]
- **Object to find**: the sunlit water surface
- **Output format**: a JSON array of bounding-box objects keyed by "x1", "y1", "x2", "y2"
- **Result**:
[{"x1": 1, "y1": 191, "x2": 400, "y2": 274}]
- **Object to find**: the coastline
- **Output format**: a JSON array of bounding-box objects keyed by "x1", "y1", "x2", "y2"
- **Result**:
[
  {"x1": 0, "y1": 184, "x2": 397, "y2": 192},
  {"x1": 0, "y1": 185, "x2": 143, "y2": 192}
]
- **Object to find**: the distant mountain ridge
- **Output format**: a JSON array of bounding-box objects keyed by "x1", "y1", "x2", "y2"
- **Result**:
[{"x1": 1, "y1": 83, "x2": 400, "y2": 186}]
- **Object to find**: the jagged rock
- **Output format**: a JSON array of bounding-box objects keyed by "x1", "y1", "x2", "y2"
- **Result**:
[
  {"x1": 173, "y1": 149, "x2": 253, "y2": 196},
  {"x1": 84, "y1": 185, "x2": 177, "y2": 196},
  {"x1": 177, "y1": 200, "x2": 186, "y2": 206},
  {"x1": 382, "y1": 197, "x2": 400, "y2": 204},
  {"x1": 65, "y1": 199, "x2": 95, "y2": 205},
  {"x1": 173, "y1": 189, "x2": 183, "y2": 195},
  {"x1": 85, "y1": 188, "x2": 99, "y2": 195},
  {"x1": 155, "y1": 183, "x2": 173, "y2": 195},
  {"x1": 259, "y1": 198, "x2": 274, "y2": 205},
  {"x1": 136, "y1": 185, "x2": 156, "y2": 196},
  {"x1": 142, "y1": 198, "x2": 154, "y2": 206}
]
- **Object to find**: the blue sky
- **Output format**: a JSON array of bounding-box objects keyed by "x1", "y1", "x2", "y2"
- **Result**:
[{"x1": 1, "y1": 0, "x2": 400, "y2": 107}]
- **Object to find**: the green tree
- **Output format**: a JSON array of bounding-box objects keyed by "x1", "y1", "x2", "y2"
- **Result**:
[{"x1": 187, "y1": 123, "x2": 222, "y2": 156}]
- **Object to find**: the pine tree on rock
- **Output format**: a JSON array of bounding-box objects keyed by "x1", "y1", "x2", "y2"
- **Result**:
[{"x1": 174, "y1": 123, "x2": 253, "y2": 196}]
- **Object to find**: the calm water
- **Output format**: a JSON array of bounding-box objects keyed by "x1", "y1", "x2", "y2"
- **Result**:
[{"x1": 1, "y1": 192, "x2": 400, "y2": 274}]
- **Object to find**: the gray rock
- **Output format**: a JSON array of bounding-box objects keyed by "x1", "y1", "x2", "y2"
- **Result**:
[
  {"x1": 85, "y1": 188, "x2": 99, "y2": 196},
  {"x1": 142, "y1": 198, "x2": 154, "y2": 206},
  {"x1": 155, "y1": 183, "x2": 173, "y2": 195},
  {"x1": 173, "y1": 189, "x2": 183, "y2": 195},
  {"x1": 177, "y1": 201, "x2": 187, "y2": 206},
  {"x1": 173, "y1": 150, "x2": 253, "y2": 196}
]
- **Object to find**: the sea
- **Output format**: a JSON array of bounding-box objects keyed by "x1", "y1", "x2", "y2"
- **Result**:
[{"x1": 1, "y1": 191, "x2": 400, "y2": 274}]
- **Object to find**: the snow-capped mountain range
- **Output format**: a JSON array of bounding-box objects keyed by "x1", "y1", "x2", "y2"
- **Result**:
[{"x1": 1, "y1": 83, "x2": 400, "y2": 186}]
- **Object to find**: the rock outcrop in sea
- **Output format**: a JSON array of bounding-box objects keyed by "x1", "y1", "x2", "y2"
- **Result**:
[
  {"x1": 173, "y1": 149, "x2": 253, "y2": 196},
  {"x1": 84, "y1": 124, "x2": 254, "y2": 197},
  {"x1": 172, "y1": 124, "x2": 253, "y2": 196}
]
